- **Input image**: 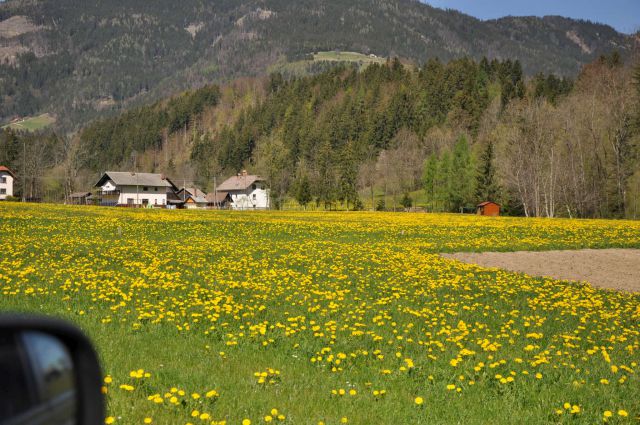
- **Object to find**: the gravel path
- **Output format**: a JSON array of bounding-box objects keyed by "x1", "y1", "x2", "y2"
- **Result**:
[{"x1": 443, "y1": 249, "x2": 640, "y2": 293}]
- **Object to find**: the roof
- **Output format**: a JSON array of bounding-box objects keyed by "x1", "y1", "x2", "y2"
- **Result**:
[
  {"x1": 477, "y1": 201, "x2": 500, "y2": 207},
  {"x1": 0, "y1": 166, "x2": 16, "y2": 178},
  {"x1": 179, "y1": 187, "x2": 207, "y2": 198},
  {"x1": 184, "y1": 194, "x2": 208, "y2": 204},
  {"x1": 216, "y1": 174, "x2": 264, "y2": 192},
  {"x1": 94, "y1": 172, "x2": 176, "y2": 189},
  {"x1": 206, "y1": 191, "x2": 230, "y2": 203}
]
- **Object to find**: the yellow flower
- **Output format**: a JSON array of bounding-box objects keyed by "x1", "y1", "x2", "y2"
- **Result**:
[
  {"x1": 264, "y1": 416, "x2": 273, "y2": 422},
  {"x1": 603, "y1": 411, "x2": 613, "y2": 418},
  {"x1": 618, "y1": 410, "x2": 628, "y2": 417},
  {"x1": 242, "y1": 420, "x2": 251, "y2": 425},
  {"x1": 414, "y1": 396, "x2": 424, "y2": 405},
  {"x1": 143, "y1": 419, "x2": 152, "y2": 424},
  {"x1": 105, "y1": 417, "x2": 115, "y2": 424}
]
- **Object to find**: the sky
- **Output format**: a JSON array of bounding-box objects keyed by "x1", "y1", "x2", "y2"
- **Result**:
[{"x1": 424, "y1": 0, "x2": 640, "y2": 34}]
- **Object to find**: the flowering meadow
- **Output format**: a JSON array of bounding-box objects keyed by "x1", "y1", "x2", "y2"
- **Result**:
[{"x1": 1, "y1": 203, "x2": 639, "y2": 424}]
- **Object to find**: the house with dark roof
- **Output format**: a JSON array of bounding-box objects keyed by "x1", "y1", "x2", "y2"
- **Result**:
[
  {"x1": 94, "y1": 171, "x2": 177, "y2": 207},
  {"x1": 216, "y1": 170, "x2": 269, "y2": 210},
  {"x1": 0, "y1": 166, "x2": 16, "y2": 200},
  {"x1": 176, "y1": 187, "x2": 208, "y2": 209},
  {"x1": 205, "y1": 191, "x2": 232, "y2": 209}
]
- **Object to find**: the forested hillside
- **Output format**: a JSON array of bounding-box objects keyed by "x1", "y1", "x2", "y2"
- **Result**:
[
  {"x1": 2, "y1": 53, "x2": 638, "y2": 218},
  {"x1": 0, "y1": 0, "x2": 635, "y2": 128}
]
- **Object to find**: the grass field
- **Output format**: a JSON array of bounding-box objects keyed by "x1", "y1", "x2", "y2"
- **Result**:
[
  {"x1": 268, "y1": 51, "x2": 387, "y2": 77},
  {"x1": 312, "y1": 52, "x2": 386, "y2": 64},
  {"x1": 1, "y1": 203, "x2": 639, "y2": 424},
  {"x1": 1, "y1": 113, "x2": 56, "y2": 132}
]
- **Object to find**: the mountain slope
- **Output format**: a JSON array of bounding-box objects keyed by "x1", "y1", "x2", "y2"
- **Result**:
[{"x1": 0, "y1": 0, "x2": 635, "y2": 127}]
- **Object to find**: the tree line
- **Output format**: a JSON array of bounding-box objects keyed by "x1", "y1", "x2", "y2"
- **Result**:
[{"x1": 2, "y1": 53, "x2": 638, "y2": 218}]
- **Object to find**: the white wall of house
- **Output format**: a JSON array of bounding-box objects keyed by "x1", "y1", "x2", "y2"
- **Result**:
[
  {"x1": 0, "y1": 172, "x2": 14, "y2": 200},
  {"x1": 101, "y1": 182, "x2": 168, "y2": 206},
  {"x1": 101, "y1": 180, "x2": 117, "y2": 192},
  {"x1": 229, "y1": 184, "x2": 270, "y2": 210}
]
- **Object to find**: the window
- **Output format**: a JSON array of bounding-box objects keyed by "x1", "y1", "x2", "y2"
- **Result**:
[
  {"x1": 127, "y1": 198, "x2": 134, "y2": 205},
  {"x1": 252, "y1": 184, "x2": 256, "y2": 190},
  {"x1": 154, "y1": 187, "x2": 158, "y2": 192},
  {"x1": 143, "y1": 187, "x2": 148, "y2": 192},
  {"x1": 252, "y1": 194, "x2": 256, "y2": 200},
  {"x1": 0, "y1": 177, "x2": 6, "y2": 183},
  {"x1": 142, "y1": 199, "x2": 149, "y2": 205},
  {"x1": 0, "y1": 189, "x2": 5, "y2": 195}
]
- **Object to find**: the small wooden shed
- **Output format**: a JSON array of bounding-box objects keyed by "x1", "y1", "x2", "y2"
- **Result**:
[
  {"x1": 69, "y1": 192, "x2": 92, "y2": 205},
  {"x1": 477, "y1": 201, "x2": 500, "y2": 217}
]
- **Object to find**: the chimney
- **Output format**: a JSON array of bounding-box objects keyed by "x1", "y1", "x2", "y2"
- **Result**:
[{"x1": 242, "y1": 169, "x2": 247, "y2": 177}]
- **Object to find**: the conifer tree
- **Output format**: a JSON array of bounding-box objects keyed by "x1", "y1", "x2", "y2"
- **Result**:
[
  {"x1": 422, "y1": 153, "x2": 438, "y2": 209},
  {"x1": 475, "y1": 141, "x2": 499, "y2": 202},
  {"x1": 295, "y1": 175, "x2": 312, "y2": 210},
  {"x1": 450, "y1": 135, "x2": 474, "y2": 211}
]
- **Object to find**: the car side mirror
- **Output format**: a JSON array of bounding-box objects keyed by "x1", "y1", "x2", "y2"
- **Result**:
[{"x1": 0, "y1": 315, "x2": 104, "y2": 425}]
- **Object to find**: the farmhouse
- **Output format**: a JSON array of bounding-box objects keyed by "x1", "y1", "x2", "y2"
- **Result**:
[
  {"x1": 94, "y1": 171, "x2": 177, "y2": 207},
  {"x1": 477, "y1": 201, "x2": 501, "y2": 217},
  {"x1": 205, "y1": 191, "x2": 232, "y2": 209},
  {"x1": 0, "y1": 166, "x2": 15, "y2": 200},
  {"x1": 217, "y1": 170, "x2": 270, "y2": 210},
  {"x1": 176, "y1": 187, "x2": 208, "y2": 209}
]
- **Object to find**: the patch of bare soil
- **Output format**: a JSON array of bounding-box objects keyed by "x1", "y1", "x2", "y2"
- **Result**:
[
  {"x1": 0, "y1": 16, "x2": 42, "y2": 38},
  {"x1": 443, "y1": 249, "x2": 640, "y2": 292}
]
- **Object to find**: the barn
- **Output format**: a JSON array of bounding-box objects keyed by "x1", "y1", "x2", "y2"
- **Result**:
[{"x1": 477, "y1": 201, "x2": 500, "y2": 217}]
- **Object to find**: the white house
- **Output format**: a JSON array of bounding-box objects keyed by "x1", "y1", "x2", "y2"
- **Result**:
[
  {"x1": 94, "y1": 171, "x2": 178, "y2": 207},
  {"x1": 216, "y1": 170, "x2": 270, "y2": 210},
  {"x1": 0, "y1": 166, "x2": 15, "y2": 200}
]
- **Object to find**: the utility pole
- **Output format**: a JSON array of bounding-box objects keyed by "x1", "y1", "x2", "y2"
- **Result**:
[
  {"x1": 213, "y1": 176, "x2": 217, "y2": 209},
  {"x1": 22, "y1": 138, "x2": 26, "y2": 202}
]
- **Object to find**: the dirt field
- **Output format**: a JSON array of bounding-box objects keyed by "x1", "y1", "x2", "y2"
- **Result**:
[{"x1": 444, "y1": 249, "x2": 640, "y2": 292}]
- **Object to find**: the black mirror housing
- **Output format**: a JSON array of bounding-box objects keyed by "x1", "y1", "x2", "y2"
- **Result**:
[{"x1": 0, "y1": 315, "x2": 104, "y2": 425}]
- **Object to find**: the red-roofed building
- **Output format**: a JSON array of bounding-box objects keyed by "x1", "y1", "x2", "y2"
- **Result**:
[{"x1": 0, "y1": 166, "x2": 16, "y2": 200}]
